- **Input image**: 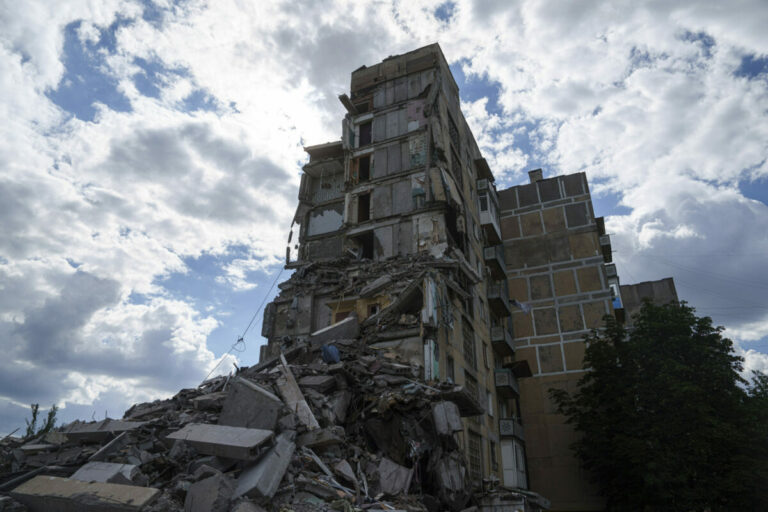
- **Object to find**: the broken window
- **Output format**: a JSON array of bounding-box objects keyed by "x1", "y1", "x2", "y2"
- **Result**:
[
  {"x1": 468, "y1": 432, "x2": 483, "y2": 482},
  {"x1": 367, "y1": 303, "x2": 380, "y2": 317},
  {"x1": 351, "y1": 231, "x2": 374, "y2": 260},
  {"x1": 358, "y1": 121, "x2": 372, "y2": 146},
  {"x1": 463, "y1": 319, "x2": 476, "y2": 370},
  {"x1": 358, "y1": 155, "x2": 370, "y2": 181},
  {"x1": 357, "y1": 192, "x2": 371, "y2": 222},
  {"x1": 490, "y1": 440, "x2": 499, "y2": 471},
  {"x1": 479, "y1": 192, "x2": 489, "y2": 212},
  {"x1": 334, "y1": 310, "x2": 351, "y2": 323},
  {"x1": 446, "y1": 355, "x2": 455, "y2": 383}
]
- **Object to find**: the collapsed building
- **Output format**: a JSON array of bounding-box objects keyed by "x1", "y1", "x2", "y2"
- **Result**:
[{"x1": 0, "y1": 43, "x2": 679, "y2": 512}]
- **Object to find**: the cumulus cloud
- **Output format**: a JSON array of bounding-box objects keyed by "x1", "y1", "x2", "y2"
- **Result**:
[{"x1": 1, "y1": 0, "x2": 767, "y2": 435}]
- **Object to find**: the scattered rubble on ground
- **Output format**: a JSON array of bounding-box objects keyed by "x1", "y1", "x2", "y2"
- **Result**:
[{"x1": 0, "y1": 325, "x2": 542, "y2": 512}]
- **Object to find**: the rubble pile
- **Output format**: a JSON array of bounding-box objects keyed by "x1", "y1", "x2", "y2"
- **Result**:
[{"x1": 0, "y1": 334, "x2": 483, "y2": 512}]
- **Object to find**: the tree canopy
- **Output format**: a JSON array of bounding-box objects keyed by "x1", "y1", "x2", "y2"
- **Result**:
[{"x1": 550, "y1": 301, "x2": 768, "y2": 511}]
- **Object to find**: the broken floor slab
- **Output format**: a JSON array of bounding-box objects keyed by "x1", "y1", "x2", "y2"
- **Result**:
[
  {"x1": 297, "y1": 426, "x2": 345, "y2": 448},
  {"x1": 166, "y1": 424, "x2": 273, "y2": 461},
  {"x1": 218, "y1": 378, "x2": 283, "y2": 431},
  {"x1": 71, "y1": 461, "x2": 139, "y2": 485},
  {"x1": 378, "y1": 458, "x2": 413, "y2": 496},
  {"x1": 191, "y1": 391, "x2": 227, "y2": 411},
  {"x1": 298, "y1": 375, "x2": 336, "y2": 393},
  {"x1": 234, "y1": 432, "x2": 296, "y2": 499},
  {"x1": 432, "y1": 401, "x2": 463, "y2": 435},
  {"x1": 10, "y1": 475, "x2": 159, "y2": 511},
  {"x1": 309, "y1": 314, "x2": 359, "y2": 347},
  {"x1": 276, "y1": 356, "x2": 319, "y2": 430},
  {"x1": 59, "y1": 419, "x2": 145, "y2": 443},
  {"x1": 184, "y1": 472, "x2": 235, "y2": 512}
]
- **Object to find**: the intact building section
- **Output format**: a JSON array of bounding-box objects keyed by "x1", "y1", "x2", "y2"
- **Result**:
[
  {"x1": 499, "y1": 170, "x2": 611, "y2": 511},
  {"x1": 620, "y1": 277, "x2": 679, "y2": 323}
]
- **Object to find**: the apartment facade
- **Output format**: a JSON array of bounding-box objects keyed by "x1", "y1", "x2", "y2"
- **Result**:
[{"x1": 261, "y1": 44, "x2": 533, "y2": 493}]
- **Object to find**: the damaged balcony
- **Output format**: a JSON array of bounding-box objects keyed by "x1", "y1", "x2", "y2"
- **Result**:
[
  {"x1": 494, "y1": 368, "x2": 520, "y2": 398},
  {"x1": 477, "y1": 179, "x2": 501, "y2": 244},
  {"x1": 483, "y1": 244, "x2": 506, "y2": 280},
  {"x1": 499, "y1": 417, "x2": 525, "y2": 441},
  {"x1": 491, "y1": 319, "x2": 515, "y2": 357},
  {"x1": 487, "y1": 279, "x2": 512, "y2": 317}
]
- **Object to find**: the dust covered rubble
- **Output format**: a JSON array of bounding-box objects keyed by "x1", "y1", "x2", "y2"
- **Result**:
[{"x1": 0, "y1": 338, "x2": 491, "y2": 512}]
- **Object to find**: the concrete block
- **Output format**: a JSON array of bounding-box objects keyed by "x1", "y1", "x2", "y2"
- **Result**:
[
  {"x1": 276, "y1": 359, "x2": 320, "y2": 430},
  {"x1": 512, "y1": 312, "x2": 533, "y2": 338},
  {"x1": 309, "y1": 315, "x2": 359, "y2": 347},
  {"x1": 10, "y1": 475, "x2": 159, "y2": 511},
  {"x1": 537, "y1": 178, "x2": 562, "y2": 202},
  {"x1": 577, "y1": 266, "x2": 602, "y2": 292},
  {"x1": 297, "y1": 426, "x2": 345, "y2": 448},
  {"x1": 60, "y1": 419, "x2": 144, "y2": 442},
  {"x1": 520, "y1": 212, "x2": 543, "y2": 237},
  {"x1": 562, "y1": 173, "x2": 584, "y2": 196},
  {"x1": 558, "y1": 305, "x2": 584, "y2": 332},
  {"x1": 548, "y1": 234, "x2": 572, "y2": 263},
  {"x1": 542, "y1": 206, "x2": 566, "y2": 233},
  {"x1": 71, "y1": 462, "x2": 138, "y2": 485},
  {"x1": 378, "y1": 458, "x2": 413, "y2": 495},
  {"x1": 515, "y1": 347, "x2": 539, "y2": 375},
  {"x1": 166, "y1": 424, "x2": 273, "y2": 461},
  {"x1": 500, "y1": 216, "x2": 520, "y2": 240},
  {"x1": 564, "y1": 341, "x2": 587, "y2": 371},
  {"x1": 231, "y1": 502, "x2": 267, "y2": 512},
  {"x1": 553, "y1": 270, "x2": 577, "y2": 296},
  {"x1": 533, "y1": 308, "x2": 558, "y2": 336},
  {"x1": 497, "y1": 188, "x2": 517, "y2": 211},
  {"x1": 184, "y1": 472, "x2": 234, "y2": 512},
  {"x1": 298, "y1": 375, "x2": 336, "y2": 393},
  {"x1": 582, "y1": 300, "x2": 608, "y2": 329},
  {"x1": 565, "y1": 203, "x2": 588, "y2": 227},
  {"x1": 234, "y1": 433, "x2": 295, "y2": 499},
  {"x1": 192, "y1": 391, "x2": 227, "y2": 411},
  {"x1": 529, "y1": 274, "x2": 552, "y2": 300},
  {"x1": 537, "y1": 345, "x2": 565, "y2": 373},
  {"x1": 218, "y1": 378, "x2": 282, "y2": 431},
  {"x1": 569, "y1": 232, "x2": 598, "y2": 259},
  {"x1": 432, "y1": 401, "x2": 463, "y2": 435},
  {"x1": 517, "y1": 183, "x2": 539, "y2": 207}
]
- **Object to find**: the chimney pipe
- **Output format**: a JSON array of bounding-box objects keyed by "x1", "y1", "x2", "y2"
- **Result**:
[{"x1": 528, "y1": 169, "x2": 543, "y2": 183}]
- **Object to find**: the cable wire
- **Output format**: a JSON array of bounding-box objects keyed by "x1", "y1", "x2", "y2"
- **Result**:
[{"x1": 199, "y1": 266, "x2": 285, "y2": 385}]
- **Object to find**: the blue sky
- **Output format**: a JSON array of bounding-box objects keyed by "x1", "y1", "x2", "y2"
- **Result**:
[{"x1": 1, "y1": 0, "x2": 767, "y2": 434}]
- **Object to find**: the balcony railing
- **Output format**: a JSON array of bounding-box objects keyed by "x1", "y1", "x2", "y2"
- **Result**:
[
  {"x1": 483, "y1": 245, "x2": 506, "y2": 280},
  {"x1": 478, "y1": 180, "x2": 502, "y2": 244},
  {"x1": 487, "y1": 279, "x2": 512, "y2": 317},
  {"x1": 490, "y1": 320, "x2": 515, "y2": 357},
  {"x1": 499, "y1": 418, "x2": 525, "y2": 441},
  {"x1": 494, "y1": 368, "x2": 520, "y2": 398}
]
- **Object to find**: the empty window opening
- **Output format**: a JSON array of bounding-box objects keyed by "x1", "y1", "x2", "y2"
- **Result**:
[
  {"x1": 358, "y1": 155, "x2": 370, "y2": 181},
  {"x1": 355, "y1": 101, "x2": 370, "y2": 113},
  {"x1": 359, "y1": 121, "x2": 372, "y2": 146},
  {"x1": 367, "y1": 303, "x2": 380, "y2": 317},
  {"x1": 351, "y1": 231, "x2": 374, "y2": 260},
  {"x1": 446, "y1": 355, "x2": 455, "y2": 383},
  {"x1": 357, "y1": 192, "x2": 371, "y2": 222}
]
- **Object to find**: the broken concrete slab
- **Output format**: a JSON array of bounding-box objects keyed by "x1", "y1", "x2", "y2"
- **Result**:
[
  {"x1": 71, "y1": 461, "x2": 139, "y2": 485},
  {"x1": 184, "y1": 472, "x2": 235, "y2": 512},
  {"x1": 230, "y1": 502, "x2": 267, "y2": 512},
  {"x1": 309, "y1": 314, "x2": 359, "y2": 347},
  {"x1": 10, "y1": 475, "x2": 159, "y2": 511},
  {"x1": 88, "y1": 431, "x2": 129, "y2": 462},
  {"x1": 218, "y1": 378, "x2": 282, "y2": 431},
  {"x1": 276, "y1": 356, "x2": 319, "y2": 430},
  {"x1": 234, "y1": 432, "x2": 295, "y2": 499},
  {"x1": 378, "y1": 458, "x2": 413, "y2": 496},
  {"x1": 298, "y1": 375, "x2": 336, "y2": 393},
  {"x1": 297, "y1": 426, "x2": 345, "y2": 448},
  {"x1": 59, "y1": 419, "x2": 145, "y2": 442},
  {"x1": 191, "y1": 391, "x2": 227, "y2": 411},
  {"x1": 432, "y1": 401, "x2": 463, "y2": 435},
  {"x1": 360, "y1": 275, "x2": 393, "y2": 298},
  {"x1": 438, "y1": 387, "x2": 485, "y2": 417},
  {"x1": 166, "y1": 424, "x2": 273, "y2": 461}
]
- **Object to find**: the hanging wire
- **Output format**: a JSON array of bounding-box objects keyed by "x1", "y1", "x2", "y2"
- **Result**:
[{"x1": 199, "y1": 266, "x2": 285, "y2": 385}]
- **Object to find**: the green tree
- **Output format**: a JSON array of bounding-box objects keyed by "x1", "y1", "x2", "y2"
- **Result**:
[{"x1": 550, "y1": 301, "x2": 765, "y2": 511}]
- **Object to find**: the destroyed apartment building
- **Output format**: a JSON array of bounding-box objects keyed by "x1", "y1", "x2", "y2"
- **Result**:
[{"x1": 0, "y1": 44, "x2": 678, "y2": 512}]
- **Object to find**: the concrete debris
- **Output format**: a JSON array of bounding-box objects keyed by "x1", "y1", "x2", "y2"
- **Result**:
[
  {"x1": 10, "y1": 475, "x2": 159, "y2": 511},
  {"x1": 377, "y1": 458, "x2": 413, "y2": 496},
  {"x1": 432, "y1": 401, "x2": 463, "y2": 435},
  {"x1": 218, "y1": 378, "x2": 282, "y2": 431},
  {"x1": 166, "y1": 424, "x2": 273, "y2": 461},
  {"x1": 184, "y1": 472, "x2": 234, "y2": 512},
  {"x1": 234, "y1": 433, "x2": 295, "y2": 499},
  {"x1": 59, "y1": 419, "x2": 145, "y2": 442},
  {"x1": 71, "y1": 461, "x2": 138, "y2": 485}
]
